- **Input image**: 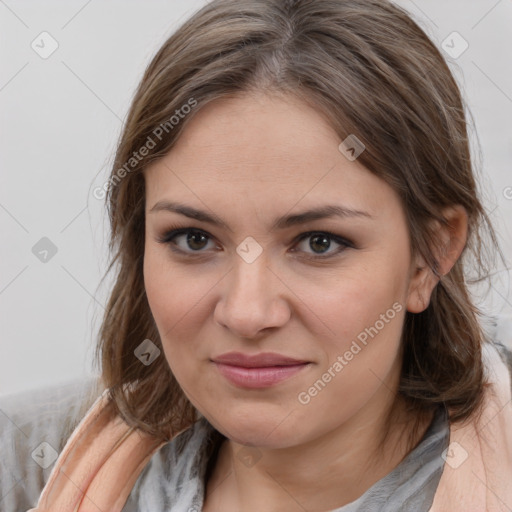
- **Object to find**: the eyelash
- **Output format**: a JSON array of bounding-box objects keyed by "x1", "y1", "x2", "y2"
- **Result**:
[{"x1": 155, "y1": 225, "x2": 354, "y2": 261}]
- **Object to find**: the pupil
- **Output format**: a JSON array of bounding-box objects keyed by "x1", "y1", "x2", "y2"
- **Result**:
[
  {"x1": 187, "y1": 231, "x2": 208, "y2": 250},
  {"x1": 310, "y1": 234, "x2": 330, "y2": 253},
  {"x1": 184, "y1": 232, "x2": 332, "y2": 253}
]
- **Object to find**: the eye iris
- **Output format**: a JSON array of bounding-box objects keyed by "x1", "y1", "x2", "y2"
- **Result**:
[
  {"x1": 310, "y1": 234, "x2": 330, "y2": 253},
  {"x1": 187, "y1": 230, "x2": 208, "y2": 250}
]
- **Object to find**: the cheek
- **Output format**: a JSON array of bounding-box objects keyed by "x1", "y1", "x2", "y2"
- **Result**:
[
  {"x1": 292, "y1": 257, "x2": 408, "y2": 395},
  {"x1": 143, "y1": 246, "x2": 217, "y2": 380},
  {"x1": 290, "y1": 255, "x2": 407, "y2": 348},
  {"x1": 144, "y1": 248, "x2": 184, "y2": 329},
  {"x1": 315, "y1": 286, "x2": 404, "y2": 383},
  {"x1": 295, "y1": 285, "x2": 406, "y2": 436},
  {"x1": 143, "y1": 245, "x2": 207, "y2": 331}
]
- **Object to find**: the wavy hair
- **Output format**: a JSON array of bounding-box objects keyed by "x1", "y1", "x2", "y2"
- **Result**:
[{"x1": 94, "y1": 0, "x2": 505, "y2": 441}]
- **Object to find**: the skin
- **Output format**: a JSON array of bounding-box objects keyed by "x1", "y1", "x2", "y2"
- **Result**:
[{"x1": 143, "y1": 91, "x2": 467, "y2": 512}]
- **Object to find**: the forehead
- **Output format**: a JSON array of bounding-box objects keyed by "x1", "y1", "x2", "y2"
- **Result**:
[{"x1": 144, "y1": 92, "x2": 403, "y2": 223}]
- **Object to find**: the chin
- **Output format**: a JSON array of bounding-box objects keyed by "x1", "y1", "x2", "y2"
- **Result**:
[{"x1": 205, "y1": 407, "x2": 304, "y2": 448}]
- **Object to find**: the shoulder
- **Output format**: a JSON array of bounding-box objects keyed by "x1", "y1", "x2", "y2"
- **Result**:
[
  {"x1": 0, "y1": 376, "x2": 104, "y2": 511},
  {"x1": 483, "y1": 312, "x2": 512, "y2": 386}
]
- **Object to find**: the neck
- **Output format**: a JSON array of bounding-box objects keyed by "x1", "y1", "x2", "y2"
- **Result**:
[{"x1": 204, "y1": 391, "x2": 434, "y2": 512}]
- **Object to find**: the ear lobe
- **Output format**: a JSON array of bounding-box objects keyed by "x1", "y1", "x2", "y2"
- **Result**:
[
  {"x1": 406, "y1": 259, "x2": 438, "y2": 314},
  {"x1": 406, "y1": 205, "x2": 468, "y2": 314}
]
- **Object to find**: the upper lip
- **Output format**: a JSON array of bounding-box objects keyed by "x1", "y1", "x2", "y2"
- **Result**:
[{"x1": 212, "y1": 352, "x2": 309, "y2": 368}]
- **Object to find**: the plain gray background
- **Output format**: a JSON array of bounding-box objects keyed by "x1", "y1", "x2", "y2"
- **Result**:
[{"x1": 1, "y1": 0, "x2": 511, "y2": 395}]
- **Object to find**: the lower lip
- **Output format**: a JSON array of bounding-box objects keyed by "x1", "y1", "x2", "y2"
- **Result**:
[{"x1": 213, "y1": 362, "x2": 310, "y2": 388}]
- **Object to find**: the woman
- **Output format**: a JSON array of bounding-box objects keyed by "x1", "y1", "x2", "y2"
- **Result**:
[{"x1": 1, "y1": 0, "x2": 511, "y2": 510}]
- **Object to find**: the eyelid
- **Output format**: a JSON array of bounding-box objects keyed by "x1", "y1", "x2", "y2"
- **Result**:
[
  {"x1": 293, "y1": 230, "x2": 353, "y2": 247},
  {"x1": 156, "y1": 225, "x2": 354, "y2": 259},
  {"x1": 156, "y1": 226, "x2": 220, "y2": 255},
  {"x1": 291, "y1": 230, "x2": 353, "y2": 259}
]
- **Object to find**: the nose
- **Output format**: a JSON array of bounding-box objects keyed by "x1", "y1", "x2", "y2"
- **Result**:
[{"x1": 213, "y1": 255, "x2": 291, "y2": 340}]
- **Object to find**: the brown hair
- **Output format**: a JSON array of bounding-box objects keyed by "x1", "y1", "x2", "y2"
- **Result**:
[{"x1": 94, "y1": 0, "x2": 505, "y2": 441}]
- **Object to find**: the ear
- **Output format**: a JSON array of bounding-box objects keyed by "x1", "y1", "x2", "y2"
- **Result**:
[{"x1": 406, "y1": 205, "x2": 468, "y2": 314}]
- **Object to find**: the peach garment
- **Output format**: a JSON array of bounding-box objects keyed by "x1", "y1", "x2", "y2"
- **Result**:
[{"x1": 27, "y1": 343, "x2": 512, "y2": 512}]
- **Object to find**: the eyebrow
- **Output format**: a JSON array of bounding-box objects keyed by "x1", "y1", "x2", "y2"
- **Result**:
[{"x1": 149, "y1": 200, "x2": 373, "y2": 230}]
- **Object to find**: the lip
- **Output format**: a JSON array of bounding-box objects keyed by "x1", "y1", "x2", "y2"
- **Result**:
[
  {"x1": 211, "y1": 352, "x2": 311, "y2": 389},
  {"x1": 212, "y1": 351, "x2": 309, "y2": 367}
]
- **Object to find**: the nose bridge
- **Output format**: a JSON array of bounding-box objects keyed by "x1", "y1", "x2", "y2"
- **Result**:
[
  {"x1": 215, "y1": 249, "x2": 289, "y2": 338},
  {"x1": 228, "y1": 251, "x2": 273, "y2": 308}
]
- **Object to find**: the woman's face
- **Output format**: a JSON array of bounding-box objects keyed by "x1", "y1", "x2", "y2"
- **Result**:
[{"x1": 143, "y1": 92, "x2": 422, "y2": 448}]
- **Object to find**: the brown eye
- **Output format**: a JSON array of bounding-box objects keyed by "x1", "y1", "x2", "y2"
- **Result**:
[
  {"x1": 185, "y1": 230, "x2": 209, "y2": 251},
  {"x1": 157, "y1": 227, "x2": 217, "y2": 254},
  {"x1": 292, "y1": 231, "x2": 352, "y2": 259},
  {"x1": 309, "y1": 234, "x2": 331, "y2": 254}
]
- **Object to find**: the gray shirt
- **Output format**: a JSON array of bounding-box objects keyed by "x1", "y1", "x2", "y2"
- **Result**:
[
  {"x1": 0, "y1": 375, "x2": 449, "y2": 512},
  {"x1": 125, "y1": 402, "x2": 450, "y2": 512}
]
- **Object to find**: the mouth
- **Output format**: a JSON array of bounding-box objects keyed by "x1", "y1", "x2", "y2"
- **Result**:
[{"x1": 211, "y1": 352, "x2": 311, "y2": 388}]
